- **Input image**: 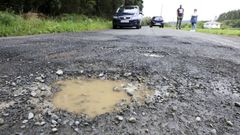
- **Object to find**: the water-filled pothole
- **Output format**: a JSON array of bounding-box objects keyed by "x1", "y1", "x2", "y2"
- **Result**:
[{"x1": 53, "y1": 79, "x2": 152, "y2": 117}]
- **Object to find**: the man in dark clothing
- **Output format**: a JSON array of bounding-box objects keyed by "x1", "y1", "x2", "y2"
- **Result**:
[{"x1": 176, "y1": 5, "x2": 184, "y2": 29}]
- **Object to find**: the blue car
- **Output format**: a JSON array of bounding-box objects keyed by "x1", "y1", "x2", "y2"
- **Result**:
[
  {"x1": 112, "y1": 5, "x2": 143, "y2": 29},
  {"x1": 150, "y1": 16, "x2": 164, "y2": 28}
]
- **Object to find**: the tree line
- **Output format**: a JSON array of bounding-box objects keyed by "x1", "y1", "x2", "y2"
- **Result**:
[
  {"x1": 218, "y1": 9, "x2": 240, "y2": 21},
  {"x1": 218, "y1": 9, "x2": 240, "y2": 28},
  {"x1": 0, "y1": 0, "x2": 143, "y2": 18}
]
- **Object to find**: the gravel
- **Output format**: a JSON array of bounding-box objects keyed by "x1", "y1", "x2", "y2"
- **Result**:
[{"x1": 0, "y1": 28, "x2": 240, "y2": 134}]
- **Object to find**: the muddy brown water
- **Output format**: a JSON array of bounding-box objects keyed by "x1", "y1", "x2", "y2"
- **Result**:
[{"x1": 53, "y1": 79, "x2": 152, "y2": 117}]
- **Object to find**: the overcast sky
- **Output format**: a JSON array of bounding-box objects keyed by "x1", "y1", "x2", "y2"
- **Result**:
[{"x1": 143, "y1": 0, "x2": 240, "y2": 22}]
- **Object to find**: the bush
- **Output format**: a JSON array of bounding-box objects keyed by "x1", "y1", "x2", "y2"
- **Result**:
[
  {"x1": 141, "y1": 17, "x2": 151, "y2": 26},
  {"x1": 0, "y1": 12, "x2": 18, "y2": 26}
]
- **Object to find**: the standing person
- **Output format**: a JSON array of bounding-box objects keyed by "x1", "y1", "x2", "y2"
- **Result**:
[
  {"x1": 190, "y1": 9, "x2": 198, "y2": 32},
  {"x1": 176, "y1": 5, "x2": 184, "y2": 29}
]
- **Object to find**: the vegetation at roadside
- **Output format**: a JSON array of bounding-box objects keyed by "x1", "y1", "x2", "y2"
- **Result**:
[
  {"x1": 0, "y1": 0, "x2": 144, "y2": 37},
  {"x1": 0, "y1": 0, "x2": 143, "y2": 18},
  {"x1": 217, "y1": 9, "x2": 240, "y2": 28},
  {"x1": 0, "y1": 12, "x2": 111, "y2": 37},
  {"x1": 197, "y1": 28, "x2": 240, "y2": 36}
]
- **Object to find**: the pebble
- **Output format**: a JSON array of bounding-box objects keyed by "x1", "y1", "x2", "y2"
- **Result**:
[
  {"x1": 40, "y1": 121, "x2": 46, "y2": 126},
  {"x1": 116, "y1": 115, "x2": 124, "y2": 121},
  {"x1": 113, "y1": 86, "x2": 123, "y2": 92},
  {"x1": 22, "y1": 120, "x2": 28, "y2": 124},
  {"x1": 226, "y1": 120, "x2": 233, "y2": 126},
  {"x1": 3, "y1": 113, "x2": 9, "y2": 117},
  {"x1": 52, "y1": 128, "x2": 58, "y2": 132},
  {"x1": 28, "y1": 112, "x2": 34, "y2": 119},
  {"x1": 40, "y1": 87, "x2": 46, "y2": 91},
  {"x1": 0, "y1": 118, "x2": 4, "y2": 125},
  {"x1": 99, "y1": 73, "x2": 104, "y2": 77},
  {"x1": 210, "y1": 129, "x2": 217, "y2": 135},
  {"x1": 124, "y1": 72, "x2": 132, "y2": 77},
  {"x1": 20, "y1": 125, "x2": 26, "y2": 129},
  {"x1": 74, "y1": 128, "x2": 79, "y2": 132},
  {"x1": 56, "y1": 70, "x2": 64, "y2": 76},
  {"x1": 234, "y1": 102, "x2": 240, "y2": 107},
  {"x1": 35, "y1": 121, "x2": 46, "y2": 126},
  {"x1": 51, "y1": 120, "x2": 58, "y2": 125},
  {"x1": 51, "y1": 113, "x2": 59, "y2": 120},
  {"x1": 128, "y1": 117, "x2": 137, "y2": 123},
  {"x1": 196, "y1": 117, "x2": 201, "y2": 122},
  {"x1": 35, "y1": 77, "x2": 44, "y2": 83},
  {"x1": 30, "y1": 91, "x2": 37, "y2": 97},
  {"x1": 75, "y1": 121, "x2": 80, "y2": 125},
  {"x1": 11, "y1": 82, "x2": 17, "y2": 86}
]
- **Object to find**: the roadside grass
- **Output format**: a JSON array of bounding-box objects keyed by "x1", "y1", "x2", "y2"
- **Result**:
[
  {"x1": 196, "y1": 28, "x2": 240, "y2": 36},
  {"x1": 165, "y1": 25, "x2": 240, "y2": 36},
  {"x1": 180, "y1": 27, "x2": 240, "y2": 36},
  {"x1": 0, "y1": 12, "x2": 111, "y2": 37}
]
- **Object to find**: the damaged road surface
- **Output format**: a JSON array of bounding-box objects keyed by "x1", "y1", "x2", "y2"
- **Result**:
[{"x1": 0, "y1": 28, "x2": 240, "y2": 135}]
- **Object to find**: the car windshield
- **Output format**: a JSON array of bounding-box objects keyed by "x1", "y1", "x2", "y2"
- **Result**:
[
  {"x1": 117, "y1": 6, "x2": 138, "y2": 15},
  {"x1": 153, "y1": 16, "x2": 163, "y2": 21}
]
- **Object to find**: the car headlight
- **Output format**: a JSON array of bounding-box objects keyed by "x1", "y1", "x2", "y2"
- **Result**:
[
  {"x1": 131, "y1": 16, "x2": 139, "y2": 20},
  {"x1": 113, "y1": 16, "x2": 118, "y2": 19}
]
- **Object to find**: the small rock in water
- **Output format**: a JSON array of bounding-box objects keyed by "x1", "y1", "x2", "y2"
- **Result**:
[
  {"x1": 128, "y1": 117, "x2": 137, "y2": 123},
  {"x1": 210, "y1": 129, "x2": 217, "y2": 135},
  {"x1": 56, "y1": 70, "x2": 64, "y2": 76},
  {"x1": 123, "y1": 84, "x2": 137, "y2": 96},
  {"x1": 116, "y1": 115, "x2": 124, "y2": 121},
  {"x1": 226, "y1": 120, "x2": 233, "y2": 126},
  {"x1": 196, "y1": 117, "x2": 201, "y2": 122},
  {"x1": 234, "y1": 102, "x2": 240, "y2": 107},
  {"x1": 28, "y1": 112, "x2": 34, "y2": 119},
  {"x1": 0, "y1": 118, "x2": 4, "y2": 125},
  {"x1": 52, "y1": 128, "x2": 58, "y2": 132},
  {"x1": 113, "y1": 86, "x2": 123, "y2": 92}
]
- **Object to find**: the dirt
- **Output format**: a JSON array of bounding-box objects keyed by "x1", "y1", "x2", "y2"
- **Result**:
[
  {"x1": 0, "y1": 28, "x2": 240, "y2": 135},
  {"x1": 53, "y1": 79, "x2": 151, "y2": 118}
]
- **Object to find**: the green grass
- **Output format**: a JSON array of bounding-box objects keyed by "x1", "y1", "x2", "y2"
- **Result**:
[
  {"x1": 178, "y1": 27, "x2": 240, "y2": 36},
  {"x1": 0, "y1": 12, "x2": 111, "y2": 37},
  {"x1": 196, "y1": 28, "x2": 240, "y2": 36}
]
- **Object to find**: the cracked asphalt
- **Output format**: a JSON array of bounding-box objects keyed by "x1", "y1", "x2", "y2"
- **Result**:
[{"x1": 0, "y1": 27, "x2": 240, "y2": 135}]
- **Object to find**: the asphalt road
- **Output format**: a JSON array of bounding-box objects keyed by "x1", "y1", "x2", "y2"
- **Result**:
[{"x1": 0, "y1": 27, "x2": 240, "y2": 135}]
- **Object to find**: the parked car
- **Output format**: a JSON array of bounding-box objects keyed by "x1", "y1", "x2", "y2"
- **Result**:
[
  {"x1": 150, "y1": 16, "x2": 164, "y2": 28},
  {"x1": 112, "y1": 5, "x2": 143, "y2": 29}
]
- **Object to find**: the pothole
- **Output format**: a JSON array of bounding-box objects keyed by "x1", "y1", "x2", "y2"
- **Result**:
[{"x1": 53, "y1": 79, "x2": 153, "y2": 117}]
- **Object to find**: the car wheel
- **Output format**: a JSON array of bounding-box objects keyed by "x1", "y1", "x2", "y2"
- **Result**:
[{"x1": 150, "y1": 25, "x2": 153, "y2": 28}]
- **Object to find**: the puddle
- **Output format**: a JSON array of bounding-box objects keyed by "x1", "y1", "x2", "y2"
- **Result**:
[{"x1": 53, "y1": 79, "x2": 152, "y2": 117}]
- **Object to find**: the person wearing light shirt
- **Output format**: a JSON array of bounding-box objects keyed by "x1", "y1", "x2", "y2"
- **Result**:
[{"x1": 190, "y1": 9, "x2": 198, "y2": 32}]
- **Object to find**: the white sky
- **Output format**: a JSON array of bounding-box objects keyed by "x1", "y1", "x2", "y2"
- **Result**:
[{"x1": 143, "y1": 0, "x2": 240, "y2": 22}]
